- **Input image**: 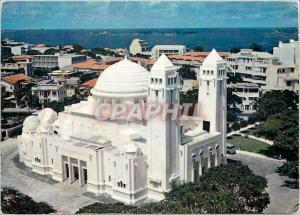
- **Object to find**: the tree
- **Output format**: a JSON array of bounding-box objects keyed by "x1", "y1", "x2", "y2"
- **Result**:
[
  {"x1": 34, "y1": 68, "x2": 48, "y2": 77},
  {"x1": 230, "y1": 48, "x2": 240, "y2": 53},
  {"x1": 250, "y1": 43, "x2": 262, "y2": 51},
  {"x1": 277, "y1": 161, "x2": 298, "y2": 180},
  {"x1": 231, "y1": 122, "x2": 241, "y2": 132},
  {"x1": 240, "y1": 120, "x2": 248, "y2": 128},
  {"x1": 76, "y1": 163, "x2": 269, "y2": 214},
  {"x1": 44, "y1": 48, "x2": 59, "y2": 55},
  {"x1": 193, "y1": 45, "x2": 204, "y2": 52},
  {"x1": 72, "y1": 44, "x2": 83, "y2": 54},
  {"x1": 27, "y1": 50, "x2": 42, "y2": 55},
  {"x1": 178, "y1": 64, "x2": 197, "y2": 80},
  {"x1": 1, "y1": 187, "x2": 56, "y2": 214},
  {"x1": 180, "y1": 88, "x2": 198, "y2": 104},
  {"x1": 227, "y1": 88, "x2": 242, "y2": 123},
  {"x1": 254, "y1": 90, "x2": 298, "y2": 121}
]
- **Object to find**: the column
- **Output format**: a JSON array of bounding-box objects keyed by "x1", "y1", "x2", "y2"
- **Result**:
[
  {"x1": 198, "y1": 156, "x2": 202, "y2": 177},
  {"x1": 78, "y1": 160, "x2": 82, "y2": 187},
  {"x1": 68, "y1": 157, "x2": 72, "y2": 183}
]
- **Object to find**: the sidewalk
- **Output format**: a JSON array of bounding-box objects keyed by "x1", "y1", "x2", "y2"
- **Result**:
[{"x1": 236, "y1": 150, "x2": 285, "y2": 163}]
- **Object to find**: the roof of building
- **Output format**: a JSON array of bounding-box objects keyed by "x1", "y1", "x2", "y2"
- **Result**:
[
  {"x1": 2, "y1": 73, "x2": 32, "y2": 85},
  {"x1": 129, "y1": 57, "x2": 155, "y2": 66},
  {"x1": 11, "y1": 55, "x2": 33, "y2": 61},
  {"x1": 152, "y1": 45, "x2": 186, "y2": 49},
  {"x1": 80, "y1": 78, "x2": 98, "y2": 88},
  {"x1": 72, "y1": 59, "x2": 110, "y2": 71},
  {"x1": 91, "y1": 57, "x2": 149, "y2": 98},
  {"x1": 32, "y1": 84, "x2": 64, "y2": 91},
  {"x1": 185, "y1": 51, "x2": 230, "y2": 58},
  {"x1": 169, "y1": 55, "x2": 205, "y2": 63}
]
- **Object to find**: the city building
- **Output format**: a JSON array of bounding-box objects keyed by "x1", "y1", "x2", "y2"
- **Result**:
[
  {"x1": 151, "y1": 45, "x2": 187, "y2": 60},
  {"x1": 273, "y1": 40, "x2": 299, "y2": 65},
  {"x1": 2, "y1": 73, "x2": 32, "y2": 93},
  {"x1": 49, "y1": 69, "x2": 79, "y2": 82},
  {"x1": 181, "y1": 79, "x2": 198, "y2": 92},
  {"x1": 2, "y1": 59, "x2": 34, "y2": 77},
  {"x1": 263, "y1": 64, "x2": 299, "y2": 93},
  {"x1": 18, "y1": 50, "x2": 227, "y2": 205},
  {"x1": 72, "y1": 59, "x2": 110, "y2": 75},
  {"x1": 230, "y1": 83, "x2": 260, "y2": 118},
  {"x1": 31, "y1": 84, "x2": 66, "y2": 106},
  {"x1": 129, "y1": 39, "x2": 149, "y2": 55},
  {"x1": 226, "y1": 49, "x2": 279, "y2": 86},
  {"x1": 33, "y1": 54, "x2": 86, "y2": 70}
]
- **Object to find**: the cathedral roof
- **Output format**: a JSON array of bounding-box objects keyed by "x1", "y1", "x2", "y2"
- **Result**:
[{"x1": 91, "y1": 57, "x2": 149, "y2": 98}]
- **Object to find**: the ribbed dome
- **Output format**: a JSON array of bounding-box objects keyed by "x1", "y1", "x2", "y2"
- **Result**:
[{"x1": 91, "y1": 58, "x2": 149, "y2": 98}]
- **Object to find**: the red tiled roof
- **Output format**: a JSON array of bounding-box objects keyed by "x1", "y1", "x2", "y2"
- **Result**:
[
  {"x1": 73, "y1": 59, "x2": 110, "y2": 71},
  {"x1": 129, "y1": 57, "x2": 155, "y2": 66},
  {"x1": 81, "y1": 78, "x2": 98, "y2": 88},
  {"x1": 184, "y1": 51, "x2": 230, "y2": 58},
  {"x1": 2, "y1": 74, "x2": 32, "y2": 85}
]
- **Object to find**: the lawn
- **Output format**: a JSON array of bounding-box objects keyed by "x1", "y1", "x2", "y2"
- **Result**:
[{"x1": 227, "y1": 135, "x2": 276, "y2": 156}]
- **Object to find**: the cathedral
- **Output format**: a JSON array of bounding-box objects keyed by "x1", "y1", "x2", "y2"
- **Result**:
[{"x1": 18, "y1": 49, "x2": 227, "y2": 204}]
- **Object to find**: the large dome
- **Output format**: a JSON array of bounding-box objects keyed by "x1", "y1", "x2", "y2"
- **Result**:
[{"x1": 91, "y1": 58, "x2": 149, "y2": 98}]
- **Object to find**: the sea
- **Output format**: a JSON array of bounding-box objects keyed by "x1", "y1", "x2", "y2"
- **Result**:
[{"x1": 1, "y1": 28, "x2": 298, "y2": 51}]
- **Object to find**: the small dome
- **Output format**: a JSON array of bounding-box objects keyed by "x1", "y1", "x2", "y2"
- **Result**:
[
  {"x1": 91, "y1": 58, "x2": 149, "y2": 98},
  {"x1": 23, "y1": 115, "x2": 40, "y2": 132},
  {"x1": 38, "y1": 108, "x2": 58, "y2": 125}
]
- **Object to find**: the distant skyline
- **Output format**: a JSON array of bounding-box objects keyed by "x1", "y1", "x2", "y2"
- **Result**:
[{"x1": 2, "y1": 1, "x2": 298, "y2": 30}]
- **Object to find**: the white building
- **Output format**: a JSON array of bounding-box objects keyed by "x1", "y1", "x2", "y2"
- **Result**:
[
  {"x1": 32, "y1": 84, "x2": 66, "y2": 105},
  {"x1": 151, "y1": 45, "x2": 187, "y2": 60},
  {"x1": 273, "y1": 40, "x2": 299, "y2": 65},
  {"x1": 129, "y1": 39, "x2": 149, "y2": 55},
  {"x1": 18, "y1": 50, "x2": 227, "y2": 204},
  {"x1": 33, "y1": 54, "x2": 86, "y2": 70},
  {"x1": 230, "y1": 83, "x2": 260, "y2": 117},
  {"x1": 263, "y1": 65, "x2": 299, "y2": 93},
  {"x1": 227, "y1": 49, "x2": 279, "y2": 86},
  {"x1": 1, "y1": 60, "x2": 34, "y2": 77}
]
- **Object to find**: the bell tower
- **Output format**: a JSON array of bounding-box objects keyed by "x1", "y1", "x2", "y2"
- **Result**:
[
  {"x1": 147, "y1": 54, "x2": 180, "y2": 199},
  {"x1": 198, "y1": 49, "x2": 227, "y2": 159}
]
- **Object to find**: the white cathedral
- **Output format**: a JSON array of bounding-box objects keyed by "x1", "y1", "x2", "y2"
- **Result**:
[{"x1": 18, "y1": 49, "x2": 227, "y2": 204}]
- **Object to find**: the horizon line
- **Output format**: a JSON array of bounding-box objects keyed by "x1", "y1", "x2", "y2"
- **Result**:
[{"x1": 2, "y1": 26, "x2": 298, "y2": 31}]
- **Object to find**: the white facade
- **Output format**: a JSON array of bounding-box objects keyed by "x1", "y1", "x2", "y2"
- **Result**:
[
  {"x1": 129, "y1": 39, "x2": 148, "y2": 55},
  {"x1": 18, "y1": 50, "x2": 227, "y2": 205},
  {"x1": 32, "y1": 84, "x2": 66, "y2": 105},
  {"x1": 273, "y1": 40, "x2": 299, "y2": 65},
  {"x1": 263, "y1": 65, "x2": 299, "y2": 93},
  {"x1": 227, "y1": 49, "x2": 279, "y2": 86},
  {"x1": 151, "y1": 45, "x2": 187, "y2": 60},
  {"x1": 230, "y1": 83, "x2": 260, "y2": 115},
  {"x1": 33, "y1": 54, "x2": 86, "y2": 70},
  {"x1": 2, "y1": 60, "x2": 33, "y2": 77}
]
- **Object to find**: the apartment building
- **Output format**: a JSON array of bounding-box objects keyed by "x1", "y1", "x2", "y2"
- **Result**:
[
  {"x1": 33, "y1": 54, "x2": 86, "y2": 70},
  {"x1": 227, "y1": 49, "x2": 279, "y2": 86},
  {"x1": 273, "y1": 40, "x2": 299, "y2": 65},
  {"x1": 263, "y1": 65, "x2": 299, "y2": 93},
  {"x1": 151, "y1": 45, "x2": 186, "y2": 60},
  {"x1": 32, "y1": 84, "x2": 66, "y2": 105},
  {"x1": 231, "y1": 83, "x2": 260, "y2": 117}
]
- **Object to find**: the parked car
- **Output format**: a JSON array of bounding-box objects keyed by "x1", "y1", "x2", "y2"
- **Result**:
[{"x1": 227, "y1": 143, "x2": 236, "y2": 154}]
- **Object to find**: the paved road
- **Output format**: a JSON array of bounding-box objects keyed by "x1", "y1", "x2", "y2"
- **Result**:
[
  {"x1": 228, "y1": 153, "x2": 299, "y2": 214},
  {"x1": 1, "y1": 138, "x2": 97, "y2": 214}
]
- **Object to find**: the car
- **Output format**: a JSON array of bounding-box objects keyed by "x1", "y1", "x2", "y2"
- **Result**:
[{"x1": 227, "y1": 143, "x2": 236, "y2": 154}]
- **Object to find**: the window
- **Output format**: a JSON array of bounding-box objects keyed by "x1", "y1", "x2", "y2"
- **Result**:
[
  {"x1": 203, "y1": 70, "x2": 206, "y2": 75},
  {"x1": 155, "y1": 78, "x2": 158, "y2": 84},
  {"x1": 174, "y1": 77, "x2": 177, "y2": 84},
  {"x1": 151, "y1": 78, "x2": 154, "y2": 83},
  {"x1": 211, "y1": 70, "x2": 214, "y2": 75},
  {"x1": 108, "y1": 175, "x2": 111, "y2": 181},
  {"x1": 287, "y1": 81, "x2": 292, "y2": 86},
  {"x1": 203, "y1": 121, "x2": 210, "y2": 132},
  {"x1": 159, "y1": 79, "x2": 162, "y2": 84}
]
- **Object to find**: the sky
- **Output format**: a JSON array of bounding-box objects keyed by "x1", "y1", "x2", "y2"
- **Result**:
[{"x1": 2, "y1": 1, "x2": 298, "y2": 30}]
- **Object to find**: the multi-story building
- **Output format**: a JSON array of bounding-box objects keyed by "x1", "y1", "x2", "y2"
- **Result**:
[
  {"x1": 33, "y1": 54, "x2": 86, "y2": 70},
  {"x1": 31, "y1": 44, "x2": 58, "y2": 54},
  {"x1": 1, "y1": 73, "x2": 32, "y2": 94},
  {"x1": 263, "y1": 65, "x2": 299, "y2": 93},
  {"x1": 31, "y1": 84, "x2": 66, "y2": 106},
  {"x1": 226, "y1": 49, "x2": 279, "y2": 86},
  {"x1": 151, "y1": 45, "x2": 187, "y2": 60},
  {"x1": 273, "y1": 40, "x2": 299, "y2": 65},
  {"x1": 230, "y1": 83, "x2": 260, "y2": 118},
  {"x1": 2, "y1": 59, "x2": 34, "y2": 77},
  {"x1": 129, "y1": 39, "x2": 149, "y2": 55}
]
